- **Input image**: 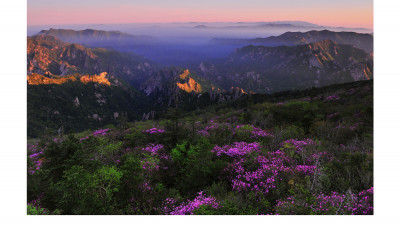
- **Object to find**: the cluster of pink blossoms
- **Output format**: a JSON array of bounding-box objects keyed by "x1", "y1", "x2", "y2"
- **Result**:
[
  {"x1": 294, "y1": 165, "x2": 317, "y2": 175},
  {"x1": 93, "y1": 128, "x2": 110, "y2": 136},
  {"x1": 142, "y1": 143, "x2": 164, "y2": 155},
  {"x1": 212, "y1": 142, "x2": 261, "y2": 157},
  {"x1": 227, "y1": 151, "x2": 293, "y2": 195},
  {"x1": 28, "y1": 144, "x2": 45, "y2": 175},
  {"x1": 80, "y1": 128, "x2": 111, "y2": 141},
  {"x1": 27, "y1": 193, "x2": 49, "y2": 215},
  {"x1": 161, "y1": 192, "x2": 220, "y2": 215},
  {"x1": 220, "y1": 140, "x2": 331, "y2": 195},
  {"x1": 140, "y1": 144, "x2": 170, "y2": 172},
  {"x1": 140, "y1": 158, "x2": 159, "y2": 171},
  {"x1": 142, "y1": 127, "x2": 165, "y2": 134}
]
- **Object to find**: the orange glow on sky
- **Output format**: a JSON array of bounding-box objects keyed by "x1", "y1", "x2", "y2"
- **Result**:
[{"x1": 28, "y1": 4, "x2": 373, "y2": 29}]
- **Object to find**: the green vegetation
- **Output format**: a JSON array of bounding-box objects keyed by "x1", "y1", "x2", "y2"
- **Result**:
[
  {"x1": 27, "y1": 78, "x2": 150, "y2": 138},
  {"x1": 27, "y1": 80, "x2": 373, "y2": 215}
]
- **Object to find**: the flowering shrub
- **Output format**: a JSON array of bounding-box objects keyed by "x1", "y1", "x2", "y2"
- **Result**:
[
  {"x1": 142, "y1": 127, "x2": 165, "y2": 134},
  {"x1": 139, "y1": 181, "x2": 153, "y2": 192},
  {"x1": 275, "y1": 187, "x2": 373, "y2": 215},
  {"x1": 27, "y1": 194, "x2": 49, "y2": 215},
  {"x1": 142, "y1": 143, "x2": 164, "y2": 155},
  {"x1": 352, "y1": 187, "x2": 373, "y2": 215},
  {"x1": 26, "y1": 81, "x2": 374, "y2": 215},
  {"x1": 140, "y1": 156, "x2": 160, "y2": 171},
  {"x1": 28, "y1": 144, "x2": 45, "y2": 175},
  {"x1": 79, "y1": 129, "x2": 110, "y2": 141},
  {"x1": 221, "y1": 140, "x2": 334, "y2": 196},
  {"x1": 93, "y1": 129, "x2": 110, "y2": 136},
  {"x1": 79, "y1": 136, "x2": 89, "y2": 141},
  {"x1": 226, "y1": 151, "x2": 292, "y2": 195},
  {"x1": 294, "y1": 165, "x2": 317, "y2": 176},
  {"x1": 139, "y1": 144, "x2": 170, "y2": 173},
  {"x1": 161, "y1": 192, "x2": 220, "y2": 215},
  {"x1": 212, "y1": 142, "x2": 261, "y2": 157}
]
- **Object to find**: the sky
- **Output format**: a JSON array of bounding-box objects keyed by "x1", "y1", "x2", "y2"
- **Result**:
[{"x1": 28, "y1": 0, "x2": 373, "y2": 28}]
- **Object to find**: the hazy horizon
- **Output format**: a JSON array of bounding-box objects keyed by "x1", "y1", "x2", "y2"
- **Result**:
[
  {"x1": 27, "y1": 21, "x2": 373, "y2": 38},
  {"x1": 28, "y1": 0, "x2": 373, "y2": 29}
]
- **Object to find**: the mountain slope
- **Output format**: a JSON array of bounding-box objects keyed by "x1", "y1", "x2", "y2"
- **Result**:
[
  {"x1": 198, "y1": 40, "x2": 373, "y2": 93},
  {"x1": 250, "y1": 30, "x2": 373, "y2": 53},
  {"x1": 211, "y1": 30, "x2": 373, "y2": 53},
  {"x1": 27, "y1": 72, "x2": 151, "y2": 138},
  {"x1": 27, "y1": 35, "x2": 156, "y2": 87}
]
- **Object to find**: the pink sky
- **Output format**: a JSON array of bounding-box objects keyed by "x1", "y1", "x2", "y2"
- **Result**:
[{"x1": 28, "y1": 4, "x2": 373, "y2": 29}]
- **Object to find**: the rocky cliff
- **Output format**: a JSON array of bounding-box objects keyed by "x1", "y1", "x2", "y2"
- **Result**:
[{"x1": 27, "y1": 35, "x2": 155, "y2": 87}]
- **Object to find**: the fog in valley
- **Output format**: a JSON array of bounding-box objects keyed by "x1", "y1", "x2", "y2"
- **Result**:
[{"x1": 27, "y1": 22, "x2": 373, "y2": 67}]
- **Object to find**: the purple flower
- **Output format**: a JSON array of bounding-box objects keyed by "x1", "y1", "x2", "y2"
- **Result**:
[
  {"x1": 93, "y1": 129, "x2": 110, "y2": 136},
  {"x1": 142, "y1": 143, "x2": 164, "y2": 155},
  {"x1": 162, "y1": 192, "x2": 220, "y2": 215},
  {"x1": 142, "y1": 127, "x2": 165, "y2": 134},
  {"x1": 212, "y1": 142, "x2": 261, "y2": 157},
  {"x1": 79, "y1": 136, "x2": 89, "y2": 141}
]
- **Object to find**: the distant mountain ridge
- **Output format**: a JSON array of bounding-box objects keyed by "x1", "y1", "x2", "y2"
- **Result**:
[
  {"x1": 198, "y1": 40, "x2": 373, "y2": 93},
  {"x1": 37, "y1": 28, "x2": 152, "y2": 42},
  {"x1": 250, "y1": 30, "x2": 373, "y2": 53},
  {"x1": 211, "y1": 30, "x2": 373, "y2": 53},
  {"x1": 192, "y1": 21, "x2": 371, "y2": 33}
]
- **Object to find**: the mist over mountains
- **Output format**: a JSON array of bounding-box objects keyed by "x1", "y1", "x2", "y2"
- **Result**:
[
  {"x1": 27, "y1": 22, "x2": 373, "y2": 137},
  {"x1": 30, "y1": 21, "x2": 373, "y2": 67}
]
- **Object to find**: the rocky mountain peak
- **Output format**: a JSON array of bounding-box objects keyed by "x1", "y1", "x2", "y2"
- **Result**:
[{"x1": 176, "y1": 69, "x2": 202, "y2": 93}]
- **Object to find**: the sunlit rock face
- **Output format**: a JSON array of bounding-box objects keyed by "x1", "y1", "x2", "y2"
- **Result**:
[
  {"x1": 27, "y1": 72, "x2": 111, "y2": 86},
  {"x1": 80, "y1": 72, "x2": 111, "y2": 86},
  {"x1": 27, "y1": 73, "x2": 77, "y2": 85},
  {"x1": 176, "y1": 69, "x2": 202, "y2": 93},
  {"x1": 27, "y1": 35, "x2": 155, "y2": 88}
]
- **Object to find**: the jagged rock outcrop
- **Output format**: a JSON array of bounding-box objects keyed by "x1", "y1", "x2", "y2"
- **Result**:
[
  {"x1": 27, "y1": 72, "x2": 111, "y2": 86},
  {"x1": 27, "y1": 73, "x2": 77, "y2": 85},
  {"x1": 27, "y1": 35, "x2": 155, "y2": 88},
  {"x1": 176, "y1": 69, "x2": 202, "y2": 93},
  {"x1": 80, "y1": 72, "x2": 111, "y2": 86}
]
